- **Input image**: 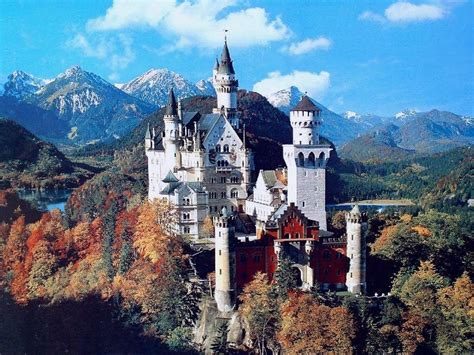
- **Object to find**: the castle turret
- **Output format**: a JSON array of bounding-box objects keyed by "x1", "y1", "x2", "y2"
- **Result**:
[
  {"x1": 214, "y1": 207, "x2": 236, "y2": 312},
  {"x1": 163, "y1": 88, "x2": 180, "y2": 166},
  {"x1": 345, "y1": 205, "x2": 366, "y2": 294},
  {"x1": 145, "y1": 123, "x2": 153, "y2": 150},
  {"x1": 213, "y1": 39, "x2": 240, "y2": 129},
  {"x1": 283, "y1": 95, "x2": 332, "y2": 230}
]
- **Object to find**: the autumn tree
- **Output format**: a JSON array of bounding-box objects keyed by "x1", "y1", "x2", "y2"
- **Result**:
[
  {"x1": 239, "y1": 272, "x2": 279, "y2": 354},
  {"x1": 278, "y1": 292, "x2": 355, "y2": 354},
  {"x1": 27, "y1": 239, "x2": 57, "y2": 299},
  {"x1": 436, "y1": 273, "x2": 474, "y2": 353},
  {"x1": 201, "y1": 215, "x2": 214, "y2": 238}
]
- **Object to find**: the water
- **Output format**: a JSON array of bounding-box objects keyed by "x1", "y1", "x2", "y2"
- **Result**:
[{"x1": 16, "y1": 189, "x2": 73, "y2": 212}]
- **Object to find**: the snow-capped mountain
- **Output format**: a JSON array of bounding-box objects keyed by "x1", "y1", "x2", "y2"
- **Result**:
[
  {"x1": 343, "y1": 111, "x2": 361, "y2": 121},
  {"x1": 395, "y1": 109, "x2": 418, "y2": 121},
  {"x1": 195, "y1": 78, "x2": 215, "y2": 97},
  {"x1": 2, "y1": 71, "x2": 48, "y2": 100},
  {"x1": 28, "y1": 66, "x2": 154, "y2": 143},
  {"x1": 121, "y1": 68, "x2": 215, "y2": 107},
  {"x1": 267, "y1": 86, "x2": 304, "y2": 115}
]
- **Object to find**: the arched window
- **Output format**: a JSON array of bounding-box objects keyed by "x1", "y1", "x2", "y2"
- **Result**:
[
  {"x1": 217, "y1": 161, "x2": 221, "y2": 167},
  {"x1": 223, "y1": 144, "x2": 229, "y2": 152},
  {"x1": 318, "y1": 152, "x2": 325, "y2": 166},
  {"x1": 308, "y1": 152, "x2": 315, "y2": 167},
  {"x1": 298, "y1": 152, "x2": 304, "y2": 166},
  {"x1": 230, "y1": 189, "x2": 238, "y2": 198},
  {"x1": 216, "y1": 144, "x2": 221, "y2": 152}
]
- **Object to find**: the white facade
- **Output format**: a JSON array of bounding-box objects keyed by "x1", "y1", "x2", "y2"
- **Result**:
[
  {"x1": 283, "y1": 97, "x2": 332, "y2": 230},
  {"x1": 345, "y1": 205, "x2": 367, "y2": 294},
  {"x1": 146, "y1": 41, "x2": 254, "y2": 239}
]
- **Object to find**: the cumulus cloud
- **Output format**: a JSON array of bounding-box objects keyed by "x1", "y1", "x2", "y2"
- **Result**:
[
  {"x1": 86, "y1": 0, "x2": 290, "y2": 49},
  {"x1": 66, "y1": 33, "x2": 135, "y2": 79},
  {"x1": 359, "y1": 1, "x2": 449, "y2": 24},
  {"x1": 281, "y1": 37, "x2": 331, "y2": 55},
  {"x1": 253, "y1": 70, "x2": 330, "y2": 99}
]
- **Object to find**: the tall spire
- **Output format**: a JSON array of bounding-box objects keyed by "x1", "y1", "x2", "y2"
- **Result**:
[
  {"x1": 214, "y1": 57, "x2": 220, "y2": 70},
  {"x1": 166, "y1": 88, "x2": 178, "y2": 116},
  {"x1": 218, "y1": 39, "x2": 235, "y2": 74}
]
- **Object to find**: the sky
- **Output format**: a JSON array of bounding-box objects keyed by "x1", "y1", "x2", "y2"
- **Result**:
[{"x1": 0, "y1": 0, "x2": 473, "y2": 116}]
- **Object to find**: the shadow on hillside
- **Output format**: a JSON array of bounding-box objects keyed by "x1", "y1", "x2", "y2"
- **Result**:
[{"x1": 0, "y1": 292, "x2": 173, "y2": 355}]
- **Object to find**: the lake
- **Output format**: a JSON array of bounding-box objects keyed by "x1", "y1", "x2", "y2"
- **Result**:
[{"x1": 17, "y1": 189, "x2": 73, "y2": 212}]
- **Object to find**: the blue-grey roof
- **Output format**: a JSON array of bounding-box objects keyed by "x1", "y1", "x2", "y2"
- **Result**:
[
  {"x1": 162, "y1": 170, "x2": 179, "y2": 183},
  {"x1": 160, "y1": 181, "x2": 181, "y2": 195},
  {"x1": 198, "y1": 113, "x2": 221, "y2": 131},
  {"x1": 269, "y1": 203, "x2": 288, "y2": 221},
  {"x1": 183, "y1": 111, "x2": 200, "y2": 127}
]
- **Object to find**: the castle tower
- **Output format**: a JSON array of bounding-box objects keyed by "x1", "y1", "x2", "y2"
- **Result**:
[
  {"x1": 163, "y1": 88, "x2": 180, "y2": 166},
  {"x1": 145, "y1": 123, "x2": 153, "y2": 150},
  {"x1": 214, "y1": 207, "x2": 236, "y2": 312},
  {"x1": 345, "y1": 205, "x2": 366, "y2": 294},
  {"x1": 213, "y1": 39, "x2": 240, "y2": 129},
  {"x1": 283, "y1": 96, "x2": 332, "y2": 230}
]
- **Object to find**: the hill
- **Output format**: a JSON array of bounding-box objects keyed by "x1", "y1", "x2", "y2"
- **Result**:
[{"x1": 0, "y1": 119, "x2": 94, "y2": 189}]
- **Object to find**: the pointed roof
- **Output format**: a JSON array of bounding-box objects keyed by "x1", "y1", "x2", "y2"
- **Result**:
[
  {"x1": 165, "y1": 88, "x2": 178, "y2": 116},
  {"x1": 291, "y1": 95, "x2": 320, "y2": 112},
  {"x1": 214, "y1": 57, "x2": 220, "y2": 70},
  {"x1": 351, "y1": 204, "x2": 361, "y2": 215},
  {"x1": 162, "y1": 170, "x2": 179, "y2": 183},
  {"x1": 145, "y1": 123, "x2": 152, "y2": 139},
  {"x1": 218, "y1": 40, "x2": 235, "y2": 74}
]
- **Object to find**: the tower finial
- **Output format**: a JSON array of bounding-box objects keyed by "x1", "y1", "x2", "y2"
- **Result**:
[{"x1": 224, "y1": 29, "x2": 228, "y2": 42}]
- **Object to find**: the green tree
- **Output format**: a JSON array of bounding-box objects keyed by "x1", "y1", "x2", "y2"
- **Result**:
[
  {"x1": 118, "y1": 223, "x2": 134, "y2": 275},
  {"x1": 210, "y1": 323, "x2": 229, "y2": 354},
  {"x1": 273, "y1": 256, "x2": 297, "y2": 301},
  {"x1": 102, "y1": 201, "x2": 118, "y2": 280}
]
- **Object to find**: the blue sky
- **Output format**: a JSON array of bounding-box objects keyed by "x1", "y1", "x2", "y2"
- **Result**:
[{"x1": 1, "y1": 0, "x2": 472, "y2": 116}]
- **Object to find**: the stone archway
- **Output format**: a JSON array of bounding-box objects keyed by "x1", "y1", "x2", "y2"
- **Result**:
[{"x1": 291, "y1": 265, "x2": 304, "y2": 287}]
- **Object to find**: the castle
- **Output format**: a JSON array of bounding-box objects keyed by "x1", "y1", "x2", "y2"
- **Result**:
[{"x1": 146, "y1": 40, "x2": 366, "y2": 312}]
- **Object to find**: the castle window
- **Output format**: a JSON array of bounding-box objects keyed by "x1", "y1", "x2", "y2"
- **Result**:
[
  {"x1": 350, "y1": 272, "x2": 353, "y2": 278},
  {"x1": 295, "y1": 233, "x2": 300, "y2": 239},
  {"x1": 351, "y1": 235, "x2": 353, "y2": 240},
  {"x1": 221, "y1": 177, "x2": 226, "y2": 183},
  {"x1": 221, "y1": 192, "x2": 226, "y2": 198},
  {"x1": 308, "y1": 152, "x2": 316, "y2": 167},
  {"x1": 219, "y1": 250, "x2": 221, "y2": 256},
  {"x1": 298, "y1": 152, "x2": 304, "y2": 166},
  {"x1": 336, "y1": 252, "x2": 342, "y2": 259},
  {"x1": 302, "y1": 201, "x2": 305, "y2": 207},
  {"x1": 223, "y1": 144, "x2": 229, "y2": 152},
  {"x1": 230, "y1": 189, "x2": 238, "y2": 198},
  {"x1": 254, "y1": 255, "x2": 261, "y2": 263},
  {"x1": 216, "y1": 144, "x2": 221, "y2": 152},
  {"x1": 219, "y1": 269, "x2": 222, "y2": 275},
  {"x1": 337, "y1": 270, "x2": 341, "y2": 276}
]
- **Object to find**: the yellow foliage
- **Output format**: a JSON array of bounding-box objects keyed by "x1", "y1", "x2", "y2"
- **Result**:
[
  {"x1": 411, "y1": 225, "x2": 432, "y2": 238},
  {"x1": 400, "y1": 214, "x2": 413, "y2": 222},
  {"x1": 371, "y1": 225, "x2": 398, "y2": 254}
]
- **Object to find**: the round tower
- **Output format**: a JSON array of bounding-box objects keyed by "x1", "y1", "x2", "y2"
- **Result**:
[
  {"x1": 289, "y1": 95, "x2": 322, "y2": 145},
  {"x1": 345, "y1": 205, "x2": 366, "y2": 294},
  {"x1": 214, "y1": 207, "x2": 236, "y2": 312},
  {"x1": 145, "y1": 123, "x2": 153, "y2": 150},
  {"x1": 163, "y1": 88, "x2": 180, "y2": 164}
]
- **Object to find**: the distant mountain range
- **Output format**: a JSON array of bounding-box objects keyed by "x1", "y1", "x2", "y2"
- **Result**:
[{"x1": 0, "y1": 68, "x2": 472, "y2": 157}]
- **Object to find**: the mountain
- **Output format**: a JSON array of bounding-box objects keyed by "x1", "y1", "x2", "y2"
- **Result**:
[
  {"x1": 340, "y1": 110, "x2": 474, "y2": 161},
  {"x1": 121, "y1": 68, "x2": 215, "y2": 107},
  {"x1": 0, "y1": 119, "x2": 93, "y2": 188},
  {"x1": 266, "y1": 86, "x2": 367, "y2": 146},
  {"x1": 339, "y1": 124, "x2": 416, "y2": 162},
  {"x1": 395, "y1": 109, "x2": 418, "y2": 122},
  {"x1": 28, "y1": 66, "x2": 154, "y2": 144},
  {"x1": 2, "y1": 71, "x2": 47, "y2": 101},
  {"x1": 0, "y1": 96, "x2": 68, "y2": 139}
]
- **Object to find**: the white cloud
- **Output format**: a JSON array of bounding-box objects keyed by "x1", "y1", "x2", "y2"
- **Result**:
[
  {"x1": 385, "y1": 2, "x2": 445, "y2": 22},
  {"x1": 253, "y1": 70, "x2": 330, "y2": 100},
  {"x1": 281, "y1": 37, "x2": 331, "y2": 55},
  {"x1": 87, "y1": 0, "x2": 176, "y2": 31},
  {"x1": 66, "y1": 33, "x2": 135, "y2": 79},
  {"x1": 86, "y1": 0, "x2": 291, "y2": 49},
  {"x1": 358, "y1": 11, "x2": 387, "y2": 23},
  {"x1": 360, "y1": 1, "x2": 448, "y2": 24}
]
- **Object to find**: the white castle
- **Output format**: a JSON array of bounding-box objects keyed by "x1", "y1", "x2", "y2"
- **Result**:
[
  {"x1": 146, "y1": 40, "x2": 367, "y2": 307},
  {"x1": 146, "y1": 40, "x2": 253, "y2": 238}
]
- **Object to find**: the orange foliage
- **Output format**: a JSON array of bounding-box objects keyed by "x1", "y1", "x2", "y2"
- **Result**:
[
  {"x1": 400, "y1": 214, "x2": 413, "y2": 223},
  {"x1": 411, "y1": 225, "x2": 432, "y2": 238},
  {"x1": 398, "y1": 312, "x2": 427, "y2": 354},
  {"x1": 278, "y1": 292, "x2": 356, "y2": 354},
  {"x1": 371, "y1": 225, "x2": 398, "y2": 254}
]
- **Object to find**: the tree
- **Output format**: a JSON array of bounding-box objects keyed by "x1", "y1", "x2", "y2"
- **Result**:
[
  {"x1": 239, "y1": 272, "x2": 279, "y2": 354},
  {"x1": 210, "y1": 323, "x2": 230, "y2": 354},
  {"x1": 436, "y1": 273, "x2": 474, "y2": 353},
  {"x1": 27, "y1": 239, "x2": 57, "y2": 299},
  {"x1": 102, "y1": 201, "x2": 118, "y2": 279},
  {"x1": 118, "y1": 223, "x2": 134, "y2": 275},
  {"x1": 273, "y1": 256, "x2": 297, "y2": 300},
  {"x1": 278, "y1": 292, "x2": 355, "y2": 354},
  {"x1": 201, "y1": 215, "x2": 214, "y2": 238}
]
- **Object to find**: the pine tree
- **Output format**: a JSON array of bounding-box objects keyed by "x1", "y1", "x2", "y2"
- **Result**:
[
  {"x1": 118, "y1": 222, "x2": 134, "y2": 275},
  {"x1": 273, "y1": 256, "x2": 297, "y2": 300},
  {"x1": 210, "y1": 322, "x2": 229, "y2": 354},
  {"x1": 102, "y1": 201, "x2": 118, "y2": 279}
]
